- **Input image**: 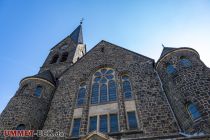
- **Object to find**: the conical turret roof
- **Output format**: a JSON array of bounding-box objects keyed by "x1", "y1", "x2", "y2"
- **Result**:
[
  {"x1": 160, "y1": 47, "x2": 177, "y2": 58},
  {"x1": 32, "y1": 70, "x2": 55, "y2": 85},
  {"x1": 21, "y1": 70, "x2": 56, "y2": 86}
]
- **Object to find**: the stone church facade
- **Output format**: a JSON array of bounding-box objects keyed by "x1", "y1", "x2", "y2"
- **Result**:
[{"x1": 0, "y1": 24, "x2": 210, "y2": 140}]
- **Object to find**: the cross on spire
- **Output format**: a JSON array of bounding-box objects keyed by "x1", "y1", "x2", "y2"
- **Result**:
[{"x1": 80, "y1": 18, "x2": 84, "y2": 25}]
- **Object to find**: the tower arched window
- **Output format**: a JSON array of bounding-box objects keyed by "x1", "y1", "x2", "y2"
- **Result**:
[
  {"x1": 122, "y1": 75, "x2": 132, "y2": 99},
  {"x1": 34, "y1": 86, "x2": 42, "y2": 97},
  {"x1": 50, "y1": 54, "x2": 59, "y2": 64},
  {"x1": 166, "y1": 63, "x2": 176, "y2": 74},
  {"x1": 60, "y1": 52, "x2": 68, "y2": 62},
  {"x1": 77, "y1": 83, "x2": 86, "y2": 107},
  {"x1": 91, "y1": 68, "x2": 117, "y2": 104},
  {"x1": 180, "y1": 56, "x2": 192, "y2": 67},
  {"x1": 187, "y1": 103, "x2": 201, "y2": 121},
  {"x1": 16, "y1": 124, "x2": 26, "y2": 130}
]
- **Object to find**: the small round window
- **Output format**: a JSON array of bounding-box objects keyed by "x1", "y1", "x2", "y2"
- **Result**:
[{"x1": 60, "y1": 44, "x2": 68, "y2": 50}]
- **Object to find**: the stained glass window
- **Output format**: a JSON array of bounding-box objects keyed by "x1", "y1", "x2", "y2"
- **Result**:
[
  {"x1": 166, "y1": 64, "x2": 176, "y2": 74},
  {"x1": 187, "y1": 103, "x2": 201, "y2": 120},
  {"x1": 122, "y1": 75, "x2": 132, "y2": 99},
  {"x1": 91, "y1": 68, "x2": 117, "y2": 104},
  {"x1": 34, "y1": 86, "x2": 42, "y2": 97},
  {"x1": 77, "y1": 83, "x2": 86, "y2": 106},
  {"x1": 99, "y1": 115, "x2": 108, "y2": 132},
  {"x1": 91, "y1": 83, "x2": 99, "y2": 104},
  {"x1": 100, "y1": 84, "x2": 107, "y2": 103},
  {"x1": 110, "y1": 114, "x2": 119, "y2": 132},
  {"x1": 180, "y1": 57, "x2": 192, "y2": 67},
  {"x1": 109, "y1": 80, "x2": 117, "y2": 101},
  {"x1": 127, "y1": 112, "x2": 138, "y2": 130},
  {"x1": 71, "y1": 118, "x2": 81, "y2": 137},
  {"x1": 89, "y1": 116, "x2": 97, "y2": 132}
]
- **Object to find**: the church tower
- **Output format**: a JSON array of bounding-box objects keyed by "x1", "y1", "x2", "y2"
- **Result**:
[
  {"x1": 0, "y1": 23, "x2": 85, "y2": 133},
  {"x1": 156, "y1": 47, "x2": 210, "y2": 135},
  {"x1": 40, "y1": 23, "x2": 86, "y2": 79}
]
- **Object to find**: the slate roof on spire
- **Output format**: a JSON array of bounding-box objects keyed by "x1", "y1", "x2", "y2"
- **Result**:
[
  {"x1": 50, "y1": 24, "x2": 83, "y2": 50},
  {"x1": 70, "y1": 24, "x2": 83, "y2": 44}
]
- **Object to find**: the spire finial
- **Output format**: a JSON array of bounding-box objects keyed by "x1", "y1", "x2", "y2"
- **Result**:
[
  {"x1": 80, "y1": 18, "x2": 84, "y2": 25},
  {"x1": 162, "y1": 44, "x2": 165, "y2": 48}
]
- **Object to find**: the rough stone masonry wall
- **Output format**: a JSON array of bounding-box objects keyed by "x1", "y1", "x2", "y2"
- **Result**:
[
  {"x1": 41, "y1": 41, "x2": 179, "y2": 140},
  {"x1": 0, "y1": 78, "x2": 55, "y2": 133},
  {"x1": 156, "y1": 50, "x2": 210, "y2": 134}
]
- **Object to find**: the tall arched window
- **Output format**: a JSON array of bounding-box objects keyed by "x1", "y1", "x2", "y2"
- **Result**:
[
  {"x1": 60, "y1": 52, "x2": 68, "y2": 62},
  {"x1": 34, "y1": 86, "x2": 42, "y2": 97},
  {"x1": 180, "y1": 56, "x2": 192, "y2": 67},
  {"x1": 166, "y1": 63, "x2": 176, "y2": 74},
  {"x1": 187, "y1": 103, "x2": 201, "y2": 120},
  {"x1": 50, "y1": 54, "x2": 59, "y2": 64},
  {"x1": 77, "y1": 83, "x2": 86, "y2": 107},
  {"x1": 122, "y1": 75, "x2": 132, "y2": 99},
  {"x1": 91, "y1": 68, "x2": 117, "y2": 104}
]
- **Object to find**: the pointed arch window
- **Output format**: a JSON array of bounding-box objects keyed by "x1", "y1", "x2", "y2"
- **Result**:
[
  {"x1": 77, "y1": 83, "x2": 86, "y2": 107},
  {"x1": 34, "y1": 86, "x2": 42, "y2": 97},
  {"x1": 50, "y1": 54, "x2": 59, "y2": 64},
  {"x1": 180, "y1": 56, "x2": 192, "y2": 67},
  {"x1": 91, "y1": 68, "x2": 117, "y2": 104},
  {"x1": 122, "y1": 75, "x2": 132, "y2": 99},
  {"x1": 60, "y1": 52, "x2": 68, "y2": 62},
  {"x1": 187, "y1": 103, "x2": 201, "y2": 121}
]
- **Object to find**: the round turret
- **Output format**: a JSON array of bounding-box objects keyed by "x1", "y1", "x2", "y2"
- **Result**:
[
  {"x1": 0, "y1": 70, "x2": 55, "y2": 131},
  {"x1": 156, "y1": 47, "x2": 210, "y2": 134}
]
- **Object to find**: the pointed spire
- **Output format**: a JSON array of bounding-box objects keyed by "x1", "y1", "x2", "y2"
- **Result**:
[{"x1": 70, "y1": 23, "x2": 83, "y2": 44}]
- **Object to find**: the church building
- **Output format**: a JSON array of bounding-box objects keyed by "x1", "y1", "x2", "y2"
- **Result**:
[{"x1": 0, "y1": 23, "x2": 210, "y2": 140}]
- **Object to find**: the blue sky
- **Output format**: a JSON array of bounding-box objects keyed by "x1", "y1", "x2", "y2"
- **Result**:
[{"x1": 0, "y1": 0, "x2": 210, "y2": 113}]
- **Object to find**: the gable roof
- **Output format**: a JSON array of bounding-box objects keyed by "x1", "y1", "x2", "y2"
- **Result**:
[{"x1": 57, "y1": 40, "x2": 154, "y2": 79}]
